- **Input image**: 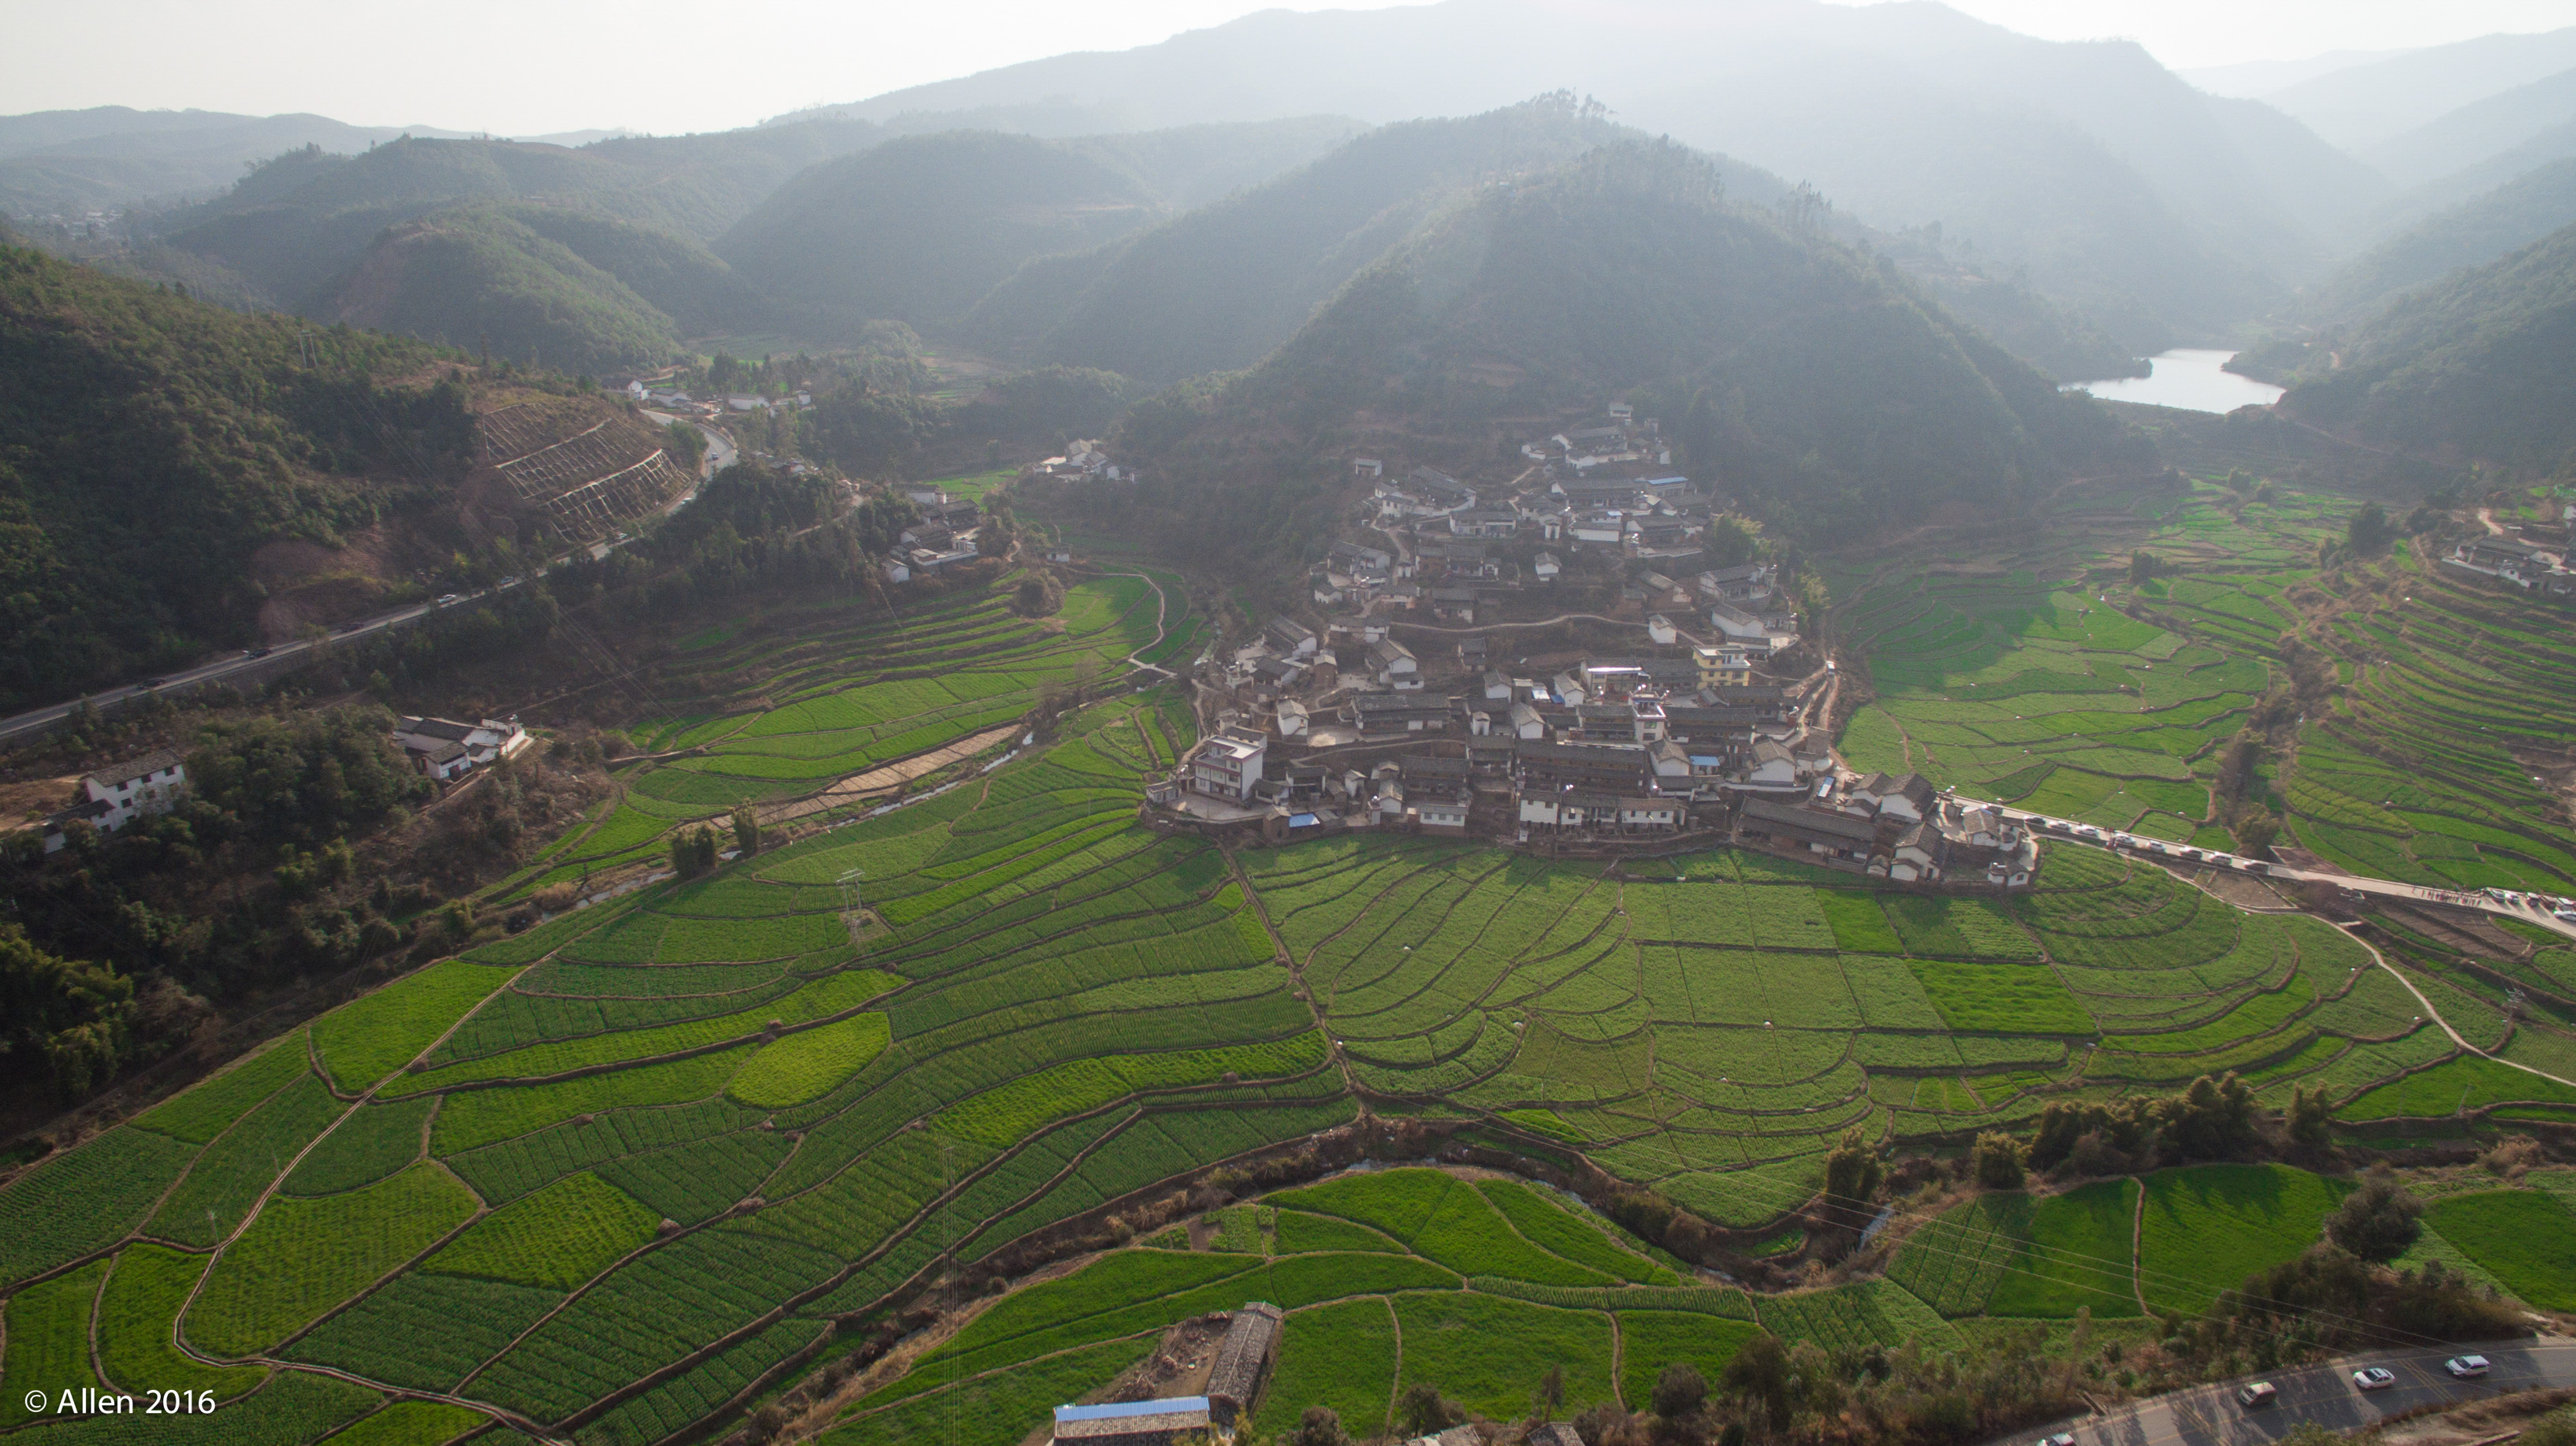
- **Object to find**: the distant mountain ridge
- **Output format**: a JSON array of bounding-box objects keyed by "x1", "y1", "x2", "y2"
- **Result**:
[{"x1": 799, "y1": 0, "x2": 2383, "y2": 348}]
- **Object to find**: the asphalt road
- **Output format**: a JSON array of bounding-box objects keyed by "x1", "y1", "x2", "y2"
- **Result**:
[
  {"x1": 0, "y1": 418, "x2": 733, "y2": 745},
  {"x1": 2004, "y1": 1340, "x2": 2576, "y2": 1446}
]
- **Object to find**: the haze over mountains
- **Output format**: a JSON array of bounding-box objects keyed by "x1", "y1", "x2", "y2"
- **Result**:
[{"x1": 6, "y1": 0, "x2": 2576, "y2": 513}]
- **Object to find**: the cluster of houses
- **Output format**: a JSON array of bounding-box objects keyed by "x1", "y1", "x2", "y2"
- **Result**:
[
  {"x1": 1323, "y1": 411, "x2": 1800, "y2": 656},
  {"x1": 2447, "y1": 533, "x2": 2576, "y2": 595},
  {"x1": 882, "y1": 487, "x2": 985, "y2": 583},
  {"x1": 1044, "y1": 1302, "x2": 1280, "y2": 1446},
  {"x1": 1029, "y1": 440, "x2": 1136, "y2": 483},
  {"x1": 1739, "y1": 772, "x2": 2040, "y2": 888},
  {"x1": 392, "y1": 715, "x2": 534, "y2": 782}
]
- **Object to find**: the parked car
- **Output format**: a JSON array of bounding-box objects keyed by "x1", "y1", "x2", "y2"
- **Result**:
[
  {"x1": 2445, "y1": 1356, "x2": 2489, "y2": 1379},
  {"x1": 242, "y1": 646, "x2": 271, "y2": 659},
  {"x1": 2038, "y1": 1433, "x2": 2076, "y2": 1446},
  {"x1": 2353, "y1": 1368, "x2": 2396, "y2": 1391},
  {"x1": 435, "y1": 593, "x2": 460, "y2": 606},
  {"x1": 2237, "y1": 1383, "x2": 2277, "y2": 1408}
]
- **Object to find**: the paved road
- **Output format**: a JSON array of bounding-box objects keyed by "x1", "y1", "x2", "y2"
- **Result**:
[
  {"x1": 2004, "y1": 1340, "x2": 2576, "y2": 1446},
  {"x1": 1979, "y1": 802, "x2": 2576, "y2": 947},
  {"x1": 0, "y1": 419, "x2": 734, "y2": 745}
]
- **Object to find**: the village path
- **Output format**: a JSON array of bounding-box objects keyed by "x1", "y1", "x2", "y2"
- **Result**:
[
  {"x1": 2336, "y1": 922, "x2": 2576, "y2": 1091},
  {"x1": 2476, "y1": 507, "x2": 2507, "y2": 536},
  {"x1": 1111, "y1": 569, "x2": 1177, "y2": 678}
]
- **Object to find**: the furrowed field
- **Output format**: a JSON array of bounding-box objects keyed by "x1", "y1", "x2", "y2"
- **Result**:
[{"x1": 0, "y1": 531, "x2": 2562, "y2": 1444}]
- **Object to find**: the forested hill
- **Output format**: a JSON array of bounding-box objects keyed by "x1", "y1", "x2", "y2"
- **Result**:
[
  {"x1": 0, "y1": 245, "x2": 470, "y2": 708},
  {"x1": 959, "y1": 98, "x2": 1654, "y2": 382},
  {"x1": 1121, "y1": 141, "x2": 2125, "y2": 552},
  {"x1": 2280, "y1": 217, "x2": 2576, "y2": 469},
  {"x1": 2276, "y1": 216, "x2": 2576, "y2": 463}
]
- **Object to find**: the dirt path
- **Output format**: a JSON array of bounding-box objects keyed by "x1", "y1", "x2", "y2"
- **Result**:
[
  {"x1": 759, "y1": 724, "x2": 1022, "y2": 828},
  {"x1": 2338, "y1": 924, "x2": 2576, "y2": 1091},
  {"x1": 2477, "y1": 507, "x2": 2507, "y2": 537},
  {"x1": 2130, "y1": 1180, "x2": 2150, "y2": 1315},
  {"x1": 1110, "y1": 569, "x2": 1176, "y2": 678}
]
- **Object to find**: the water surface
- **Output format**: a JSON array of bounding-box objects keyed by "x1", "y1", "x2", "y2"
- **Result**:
[{"x1": 2064, "y1": 349, "x2": 2284, "y2": 413}]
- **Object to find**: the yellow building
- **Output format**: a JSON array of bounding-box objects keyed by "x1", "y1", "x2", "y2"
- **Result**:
[{"x1": 1694, "y1": 645, "x2": 1752, "y2": 690}]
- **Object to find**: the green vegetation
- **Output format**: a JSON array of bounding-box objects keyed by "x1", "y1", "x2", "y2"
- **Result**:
[
  {"x1": 425, "y1": 1173, "x2": 661, "y2": 1289},
  {"x1": 315, "y1": 960, "x2": 517, "y2": 1091},
  {"x1": 0, "y1": 1258, "x2": 108, "y2": 1428},
  {"x1": 188, "y1": 1162, "x2": 479, "y2": 1355},
  {"x1": 2422, "y1": 1189, "x2": 2576, "y2": 1310},
  {"x1": 1253, "y1": 1299, "x2": 1398, "y2": 1439},
  {"x1": 1617, "y1": 1311, "x2": 1763, "y2": 1408},
  {"x1": 95, "y1": 1245, "x2": 269, "y2": 1399},
  {"x1": 0, "y1": 243, "x2": 468, "y2": 704},
  {"x1": 729, "y1": 1012, "x2": 892, "y2": 1106},
  {"x1": 1986, "y1": 1180, "x2": 2142, "y2": 1318},
  {"x1": 2137, "y1": 1164, "x2": 2348, "y2": 1314},
  {"x1": 1394, "y1": 1292, "x2": 1614, "y2": 1418}
]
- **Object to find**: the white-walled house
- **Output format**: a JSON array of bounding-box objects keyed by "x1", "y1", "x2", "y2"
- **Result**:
[{"x1": 393, "y1": 716, "x2": 532, "y2": 774}]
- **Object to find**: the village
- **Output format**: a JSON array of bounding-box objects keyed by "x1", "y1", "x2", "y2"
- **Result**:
[{"x1": 1141, "y1": 407, "x2": 2043, "y2": 892}]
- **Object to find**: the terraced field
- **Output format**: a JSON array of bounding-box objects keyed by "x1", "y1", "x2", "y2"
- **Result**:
[
  {"x1": 516, "y1": 574, "x2": 1167, "y2": 893},
  {"x1": 1, "y1": 503, "x2": 2555, "y2": 1443},
  {"x1": 1247, "y1": 833, "x2": 2437, "y2": 1227},
  {"x1": 1833, "y1": 480, "x2": 2576, "y2": 886}
]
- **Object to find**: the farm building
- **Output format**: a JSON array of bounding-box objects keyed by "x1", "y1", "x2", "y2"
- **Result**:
[
  {"x1": 1052, "y1": 1397, "x2": 1213, "y2": 1446},
  {"x1": 1204, "y1": 1302, "x2": 1284, "y2": 1422}
]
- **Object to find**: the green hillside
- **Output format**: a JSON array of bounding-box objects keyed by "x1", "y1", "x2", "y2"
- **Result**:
[
  {"x1": 1134, "y1": 139, "x2": 2120, "y2": 545},
  {"x1": 717, "y1": 132, "x2": 1167, "y2": 335},
  {"x1": 158, "y1": 125, "x2": 886, "y2": 313},
  {"x1": 0, "y1": 243, "x2": 468, "y2": 707},
  {"x1": 2300, "y1": 156, "x2": 2576, "y2": 324},
  {"x1": 315, "y1": 206, "x2": 683, "y2": 371},
  {"x1": 2281, "y1": 217, "x2": 2576, "y2": 467},
  {"x1": 962, "y1": 99, "x2": 1651, "y2": 382}
]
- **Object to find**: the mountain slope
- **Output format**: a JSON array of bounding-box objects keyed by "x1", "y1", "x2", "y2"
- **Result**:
[
  {"x1": 2366, "y1": 68, "x2": 2576, "y2": 188},
  {"x1": 2259, "y1": 28, "x2": 2576, "y2": 152},
  {"x1": 962, "y1": 99, "x2": 1651, "y2": 382},
  {"x1": 2302, "y1": 158, "x2": 2576, "y2": 323},
  {"x1": 805, "y1": 0, "x2": 2377, "y2": 344},
  {"x1": 1132, "y1": 141, "x2": 2119, "y2": 549},
  {"x1": 0, "y1": 244, "x2": 472, "y2": 706},
  {"x1": 0, "y1": 107, "x2": 464, "y2": 218},
  {"x1": 717, "y1": 131, "x2": 1167, "y2": 335},
  {"x1": 312, "y1": 207, "x2": 688, "y2": 372},
  {"x1": 2281, "y1": 220, "x2": 2576, "y2": 467}
]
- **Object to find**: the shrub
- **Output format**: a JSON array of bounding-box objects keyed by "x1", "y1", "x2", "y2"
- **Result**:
[
  {"x1": 1971, "y1": 1132, "x2": 2027, "y2": 1190},
  {"x1": 2324, "y1": 1169, "x2": 2421, "y2": 1262}
]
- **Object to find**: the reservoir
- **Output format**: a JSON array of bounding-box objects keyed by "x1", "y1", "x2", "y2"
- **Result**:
[{"x1": 2063, "y1": 349, "x2": 2284, "y2": 413}]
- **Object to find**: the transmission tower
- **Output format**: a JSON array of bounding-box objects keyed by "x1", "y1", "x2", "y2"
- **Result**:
[{"x1": 839, "y1": 868, "x2": 868, "y2": 946}]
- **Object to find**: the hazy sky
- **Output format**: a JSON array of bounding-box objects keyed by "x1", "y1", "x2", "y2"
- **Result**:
[{"x1": 8, "y1": 0, "x2": 2575, "y2": 137}]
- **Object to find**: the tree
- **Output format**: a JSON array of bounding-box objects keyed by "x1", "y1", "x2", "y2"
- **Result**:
[
  {"x1": 0, "y1": 923, "x2": 134, "y2": 1098},
  {"x1": 2285, "y1": 1084, "x2": 2333, "y2": 1146},
  {"x1": 1721, "y1": 1333, "x2": 1791, "y2": 1424},
  {"x1": 1651, "y1": 1362, "x2": 1707, "y2": 1421},
  {"x1": 1971, "y1": 1131, "x2": 2027, "y2": 1189},
  {"x1": 2346, "y1": 502, "x2": 2395, "y2": 555},
  {"x1": 1537, "y1": 1363, "x2": 1567, "y2": 1423},
  {"x1": 2232, "y1": 806, "x2": 2280, "y2": 861},
  {"x1": 731, "y1": 805, "x2": 761, "y2": 858},
  {"x1": 672, "y1": 825, "x2": 720, "y2": 879},
  {"x1": 2325, "y1": 1169, "x2": 2422, "y2": 1261},
  {"x1": 1288, "y1": 1406, "x2": 1350, "y2": 1446},
  {"x1": 1398, "y1": 1383, "x2": 1463, "y2": 1439},
  {"x1": 1821, "y1": 1126, "x2": 1882, "y2": 1215},
  {"x1": 2158, "y1": 1072, "x2": 2258, "y2": 1159}
]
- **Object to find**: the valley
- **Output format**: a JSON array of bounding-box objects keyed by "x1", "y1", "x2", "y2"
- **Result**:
[{"x1": 9, "y1": 8, "x2": 2576, "y2": 1446}]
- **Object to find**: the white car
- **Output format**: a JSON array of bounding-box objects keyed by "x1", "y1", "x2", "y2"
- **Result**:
[
  {"x1": 2353, "y1": 1368, "x2": 2395, "y2": 1391},
  {"x1": 2038, "y1": 1434, "x2": 2075, "y2": 1446},
  {"x1": 2445, "y1": 1355, "x2": 2489, "y2": 1379}
]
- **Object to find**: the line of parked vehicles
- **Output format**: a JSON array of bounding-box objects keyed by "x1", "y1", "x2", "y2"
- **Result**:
[{"x1": 2031, "y1": 1355, "x2": 2494, "y2": 1446}]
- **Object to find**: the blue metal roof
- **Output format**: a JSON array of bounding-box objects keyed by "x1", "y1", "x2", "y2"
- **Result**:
[
  {"x1": 1288, "y1": 812, "x2": 1320, "y2": 827},
  {"x1": 1055, "y1": 1398, "x2": 1210, "y2": 1423}
]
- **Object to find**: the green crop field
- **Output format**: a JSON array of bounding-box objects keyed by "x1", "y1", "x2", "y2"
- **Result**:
[
  {"x1": 2136, "y1": 1164, "x2": 2349, "y2": 1314},
  {"x1": 0, "y1": 536, "x2": 2528, "y2": 1445},
  {"x1": 2422, "y1": 1190, "x2": 2576, "y2": 1310}
]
